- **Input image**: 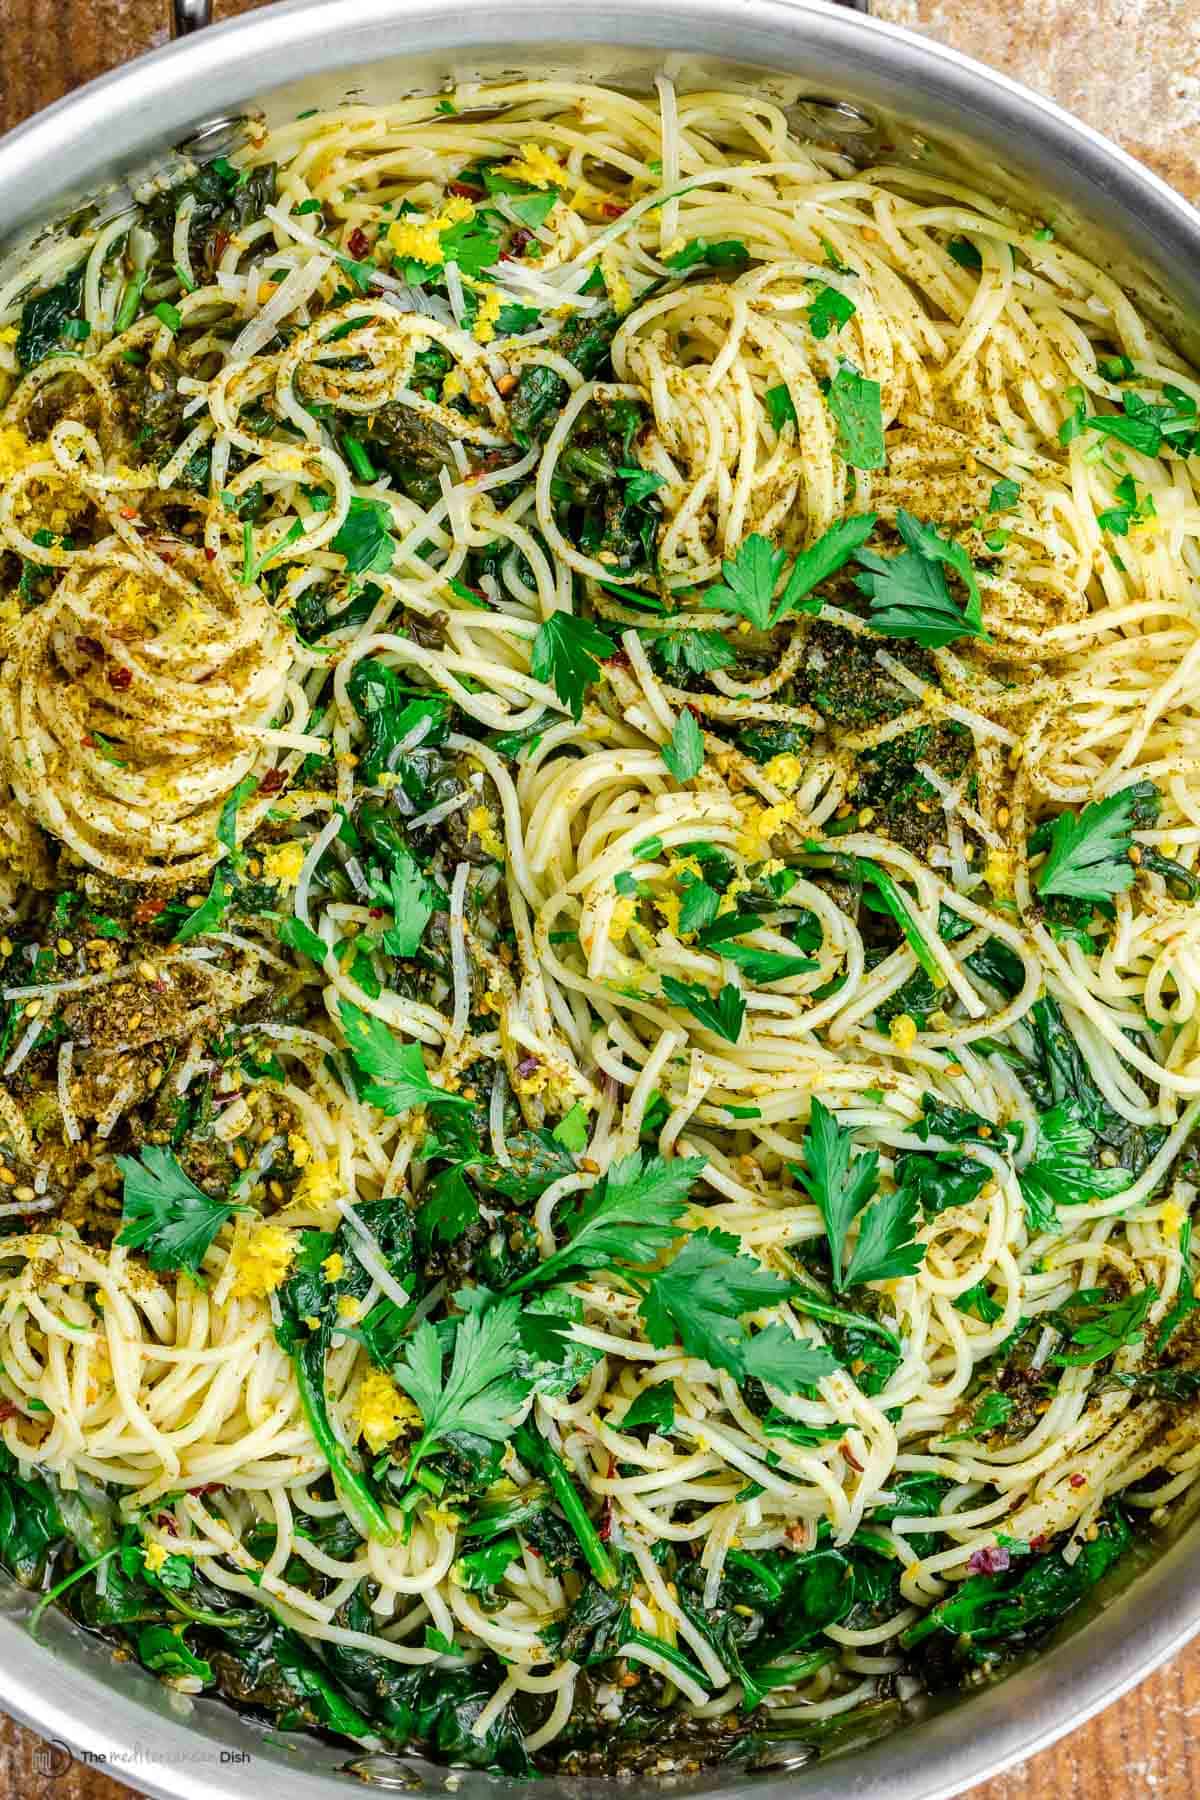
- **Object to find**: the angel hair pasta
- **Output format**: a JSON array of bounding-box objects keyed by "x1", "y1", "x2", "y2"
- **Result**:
[{"x1": 0, "y1": 72, "x2": 1198, "y2": 1777}]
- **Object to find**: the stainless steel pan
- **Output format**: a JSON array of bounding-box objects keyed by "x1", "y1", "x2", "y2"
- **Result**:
[{"x1": 2, "y1": 3, "x2": 1200, "y2": 1795}]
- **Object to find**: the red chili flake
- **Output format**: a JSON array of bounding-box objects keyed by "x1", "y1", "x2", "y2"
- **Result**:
[
  {"x1": 107, "y1": 665, "x2": 133, "y2": 691},
  {"x1": 1069, "y1": 1472, "x2": 1087, "y2": 1489},
  {"x1": 347, "y1": 227, "x2": 371, "y2": 259},
  {"x1": 187, "y1": 1482, "x2": 223, "y2": 1495},
  {"x1": 1029, "y1": 1534, "x2": 1050, "y2": 1553},
  {"x1": 604, "y1": 648, "x2": 632, "y2": 672},
  {"x1": 132, "y1": 895, "x2": 168, "y2": 925},
  {"x1": 204, "y1": 545, "x2": 217, "y2": 562},
  {"x1": 842, "y1": 1443, "x2": 864, "y2": 1472},
  {"x1": 75, "y1": 635, "x2": 103, "y2": 659},
  {"x1": 119, "y1": 507, "x2": 139, "y2": 521},
  {"x1": 155, "y1": 1511, "x2": 180, "y2": 1536},
  {"x1": 967, "y1": 1545, "x2": 1011, "y2": 1576},
  {"x1": 260, "y1": 767, "x2": 287, "y2": 795},
  {"x1": 504, "y1": 228, "x2": 533, "y2": 259},
  {"x1": 212, "y1": 231, "x2": 230, "y2": 265},
  {"x1": 602, "y1": 202, "x2": 627, "y2": 219},
  {"x1": 448, "y1": 181, "x2": 483, "y2": 199},
  {"x1": 369, "y1": 906, "x2": 386, "y2": 920},
  {"x1": 0, "y1": 1402, "x2": 18, "y2": 1424}
]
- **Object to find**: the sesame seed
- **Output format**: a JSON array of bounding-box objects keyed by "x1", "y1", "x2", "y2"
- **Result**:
[
  {"x1": 138, "y1": 960, "x2": 157, "y2": 982},
  {"x1": 13, "y1": 1185, "x2": 34, "y2": 1202},
  {"x1": 23, "y1": 1000, "x2": 42, "y2": 1018}
]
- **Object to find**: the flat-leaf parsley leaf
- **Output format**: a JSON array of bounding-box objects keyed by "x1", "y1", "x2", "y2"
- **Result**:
[{"x1": 116, "y1": 1147, "x2": 244, "y2": 1280}]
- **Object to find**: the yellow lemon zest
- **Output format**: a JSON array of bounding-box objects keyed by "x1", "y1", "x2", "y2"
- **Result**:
[
  {"x1": 287, "y1": 1130, "x2": 312, "y2": 1168},
  {"x1": 608, "y1": 895, "x2": 637, "y2": 942},
  {"x1": 293, "y1": 1157, "x2": 343, "y2": 1213},
  {"x1": 499, "y1": 143, "x2": 564, "y2": 189},
  {"x1": 0, "y1": 427, "x2": 49, "y2": 479},
  {"x1": 654, "y1": 891, "x2": 682, "y2": 935},
  {"x1": 263, "y1": 840, "x2": 306, "y2": 888},
  {"x1": 1161, "y1": 1199, "x2": 1188, "y2": 1236},
  {"x1": 228, "y1": 1221, "x2": 297, "y2": 1298},
  {"x1": 473, "y1": 288, "x2": 504, "y2": 344},
  {"x1": 386, "y1": 196, "x2": 476, "y2": 268},
  {"x1": 762, "y1": 753, "x2": 805, "y2": 793},
  {"x1": 356, "y1": 1369, "x2": 421, "y2": 1453},
  {"x1": 983, "y1": 847, "x2": 1015, "y2": 899},
  {"x1": 599, "y1": 250, "x2": 633, "y2": 316},
  {"x1": 467, "y1": 804, "x2": 504, "y2": 859},
  {"x1": 737, "y1": 799, "x2": 795, "y2": 857},
  {"x1": 386, "y1": 220, "x2": 447, "y2": 266}
]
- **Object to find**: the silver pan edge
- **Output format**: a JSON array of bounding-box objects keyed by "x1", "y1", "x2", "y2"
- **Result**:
[{"x1": 1, "y1": 4, "x2": 1199, "y2": 1795}]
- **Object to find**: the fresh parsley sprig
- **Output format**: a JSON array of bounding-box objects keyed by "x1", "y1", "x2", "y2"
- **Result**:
[
  {"x1": 701, "y1": 517, "x2": 877, "y2": 630},
  {"x1": 393, "y1": 1296, "x2": 531, "y2": 1480},
  {"x1": 808, "y1": 284, "x2": 856, "y2": 339},
  {"x1": 660, "y1": 975, "x2": 746, "y2": 1043},
  {"x1": 794, "y1": 1098, "x2": 926, "y2": 1290},
  {"x1": 530, "y1": 612, "x2": 614, "y2": 721},
  {"x1": 508, "y1": 1148, "x2": 706, "y2": 1293},
  {"x1": 855, "y1": 509, "x2": 986, "y2": 648},
  {"x1": 116, "y1": 1147, "x2": 245, "y2": 1280},
  {"x1": 338, "y1": 999, "x2": 472, "y2": 1115},
  {"x1": 661, "y1": 709, "x2": 704, "y2": 783},
  {"x1": 825, "y1": 361, "x2": 886, "y2": 469},
  {"x1": 639, "y1": 1228, "x2": 839, "y2": 1391},
  {"x1": 1033, "y1": 788, "x2": 1138, "y2": 902}
]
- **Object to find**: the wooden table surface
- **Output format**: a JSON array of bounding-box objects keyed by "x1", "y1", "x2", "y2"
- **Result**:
[{"x1": 0, "y1": 0, "x2": 1198, "y2": 1794}]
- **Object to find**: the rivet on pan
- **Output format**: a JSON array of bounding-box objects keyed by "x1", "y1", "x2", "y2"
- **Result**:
[
  {"x1": 341, "y1": 1753, "x2": 429, "y2": 1789},
  {"x1": 792, "y1": 97, "x2": 877, "y2": 135},
  {"x1": 175, "y1": 114, "x2": 251, "y2": 160},
  {"x1": 750, "y1": 1743, "x2": 819, "y2": 1774}
]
